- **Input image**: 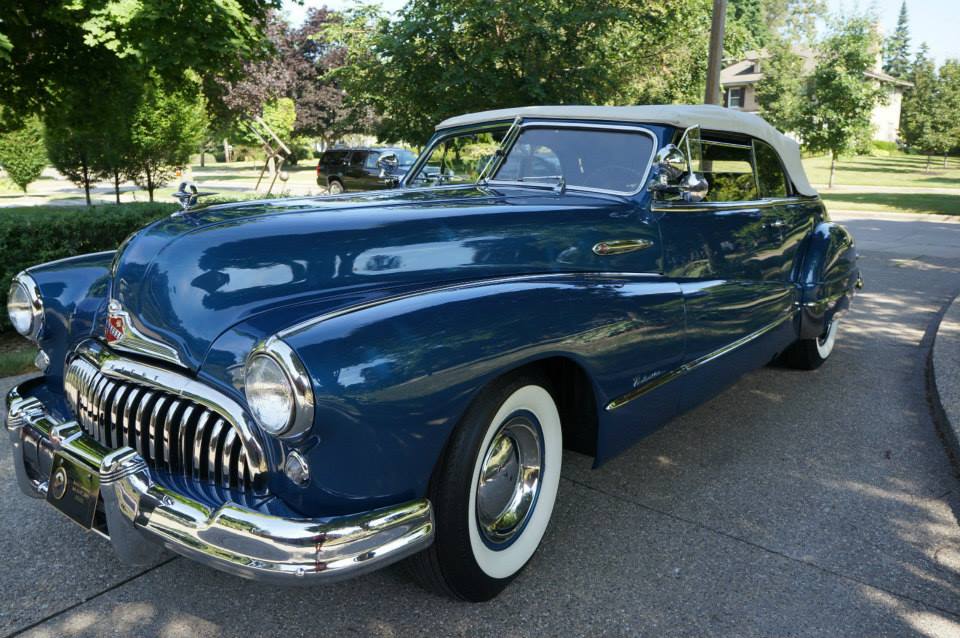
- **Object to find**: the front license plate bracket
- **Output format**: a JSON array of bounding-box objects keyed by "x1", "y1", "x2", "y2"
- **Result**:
[{"x1": 46, "y1": 453, "x2": 100, "y2": 529}]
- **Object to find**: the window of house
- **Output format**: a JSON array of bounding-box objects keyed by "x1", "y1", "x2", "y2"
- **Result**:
[
  {"x1": 753, "y1": 140, "x2": 789, "y2": 198},
  {"x1": 727, "y1": 87, "x2": 745, "y2": 108}
]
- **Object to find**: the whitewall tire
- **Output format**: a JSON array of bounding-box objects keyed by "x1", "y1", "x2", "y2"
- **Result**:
[{"x1": 406, "y1": 372, "x2": 562, "y2": 601}]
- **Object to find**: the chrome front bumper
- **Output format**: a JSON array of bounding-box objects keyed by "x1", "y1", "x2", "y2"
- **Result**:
[{"x1": 6, "y1": 382, "x2": 434, "y2": 584}]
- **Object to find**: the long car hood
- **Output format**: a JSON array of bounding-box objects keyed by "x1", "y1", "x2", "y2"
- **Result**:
[{"x1": 110, "y1": 186, "x2": 644, "y2": 370}]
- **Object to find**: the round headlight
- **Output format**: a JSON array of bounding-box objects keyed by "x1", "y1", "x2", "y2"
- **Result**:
[
  {"x1": 7, "y1": 275, "x2": 42, "y2": 341},
  {"x1": 245, "y1": 354, "x2": 295, "y2": 435},
  {"x1": 244, "y1": 338, "x2": 315, "y2": 439}
]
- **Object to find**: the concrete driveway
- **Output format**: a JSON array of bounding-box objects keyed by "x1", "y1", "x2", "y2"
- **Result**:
[{"x1": 1, "y1": 210, "x2": 959, "y2": 637}]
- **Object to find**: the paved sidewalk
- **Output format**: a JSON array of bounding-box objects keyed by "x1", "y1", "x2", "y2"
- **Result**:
[{"x1": 0, "y1": 210, "x2": 958, "y2": 637}]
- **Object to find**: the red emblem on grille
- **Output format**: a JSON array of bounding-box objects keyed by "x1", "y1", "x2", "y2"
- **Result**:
[{"x1": 107, "y1": 315, "x2": 124, "y2": 343}]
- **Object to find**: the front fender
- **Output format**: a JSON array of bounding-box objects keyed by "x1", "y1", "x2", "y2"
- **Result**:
[
  {"x1": 276, "y1": 274, "x2": 684, "y2": 516},
  {"x1": 25, "y1": 251, "x2": 115, "y2": 385},
  {"x1": 797, "y1": 222, "x2": 860, "y2": 339}
]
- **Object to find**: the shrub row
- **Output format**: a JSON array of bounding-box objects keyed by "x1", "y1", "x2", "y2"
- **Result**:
[{"x1": 0, "y1": 203, "x2": 178, "y2": 331}]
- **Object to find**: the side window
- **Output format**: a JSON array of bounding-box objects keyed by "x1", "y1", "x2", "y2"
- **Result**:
[
  {"x1": 700, "y1": 140, "x2": 758, "y2": 202},
  {"x1": 323, "y1": 150, "x2": 347, "y2": 165},
  {"x1": 753, "y1": 140, "x2": 789, "y2": 198},
  {"x1": 364, "y1": 152, "x2": 380, "y2": 169},
  {"x1": 409, "y1": 127, "x2": 510, "y2": 186},
  {"x1": 350, "y1": 152, "x2": 367, "y2": 168}
]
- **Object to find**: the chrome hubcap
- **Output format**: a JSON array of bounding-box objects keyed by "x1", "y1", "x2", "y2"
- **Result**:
[{"x1": 476, "y1": 416, "x2": 543, "y2": 545}]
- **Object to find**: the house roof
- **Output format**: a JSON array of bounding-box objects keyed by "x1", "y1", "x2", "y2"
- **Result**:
[
  {"x1": 721, "y1": 48, "x2": 913, "y2": 88},
  {"x1": 435, "y1": 104, "x2": 817, "y2": 196}
]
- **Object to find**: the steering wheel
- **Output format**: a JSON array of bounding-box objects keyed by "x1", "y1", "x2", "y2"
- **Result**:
[{"x1": 582, "y1": 164, "x2": 645, "y2": 191}]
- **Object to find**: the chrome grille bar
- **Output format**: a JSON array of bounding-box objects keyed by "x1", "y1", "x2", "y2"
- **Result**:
[{"x1": 64, "y1": 350, "x2": 262, "y2": 491}]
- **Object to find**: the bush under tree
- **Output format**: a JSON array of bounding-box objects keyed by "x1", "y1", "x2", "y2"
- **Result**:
[{"x1": 0, "y1": 116, "x2": 47, "y2": 192}]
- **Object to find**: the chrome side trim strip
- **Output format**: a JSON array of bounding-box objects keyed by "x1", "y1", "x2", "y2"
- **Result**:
[
  {"x1": 279, "y1": 272, "x2": 664, "y2": 338},
  {"x1": 651, "y1": 196, "x2": 819, "y2": 213},
  {"x1": 606, "y1": 309, "x2": 795, "y2": 411}
]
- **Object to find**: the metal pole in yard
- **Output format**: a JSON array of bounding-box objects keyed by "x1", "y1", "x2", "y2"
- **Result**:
[{"x1": 704, "y1": 0, "x2": 728, "y2": 105}]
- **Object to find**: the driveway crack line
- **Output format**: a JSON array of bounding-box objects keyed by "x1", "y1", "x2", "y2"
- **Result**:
[{"x1": 3, "y1": 556, "x2": 179, "y2": 638}]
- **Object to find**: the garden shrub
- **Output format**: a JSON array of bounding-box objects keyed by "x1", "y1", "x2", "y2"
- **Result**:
[{"x1": 0, "y1": 203, "x2": 176, "y2": 330}]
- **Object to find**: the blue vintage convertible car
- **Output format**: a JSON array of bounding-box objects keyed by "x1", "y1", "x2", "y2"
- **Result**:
[{"x1": 5, "y1": 105, "x2": 860, "y2": 601}]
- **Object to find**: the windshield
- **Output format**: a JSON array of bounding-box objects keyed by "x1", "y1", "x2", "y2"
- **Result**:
[
  {"x1": 407, "y1": 126, "x2": 510, "y2": 186},
  {"x1": 491, "y1": 126, "x2": 655, "y2": 194}
]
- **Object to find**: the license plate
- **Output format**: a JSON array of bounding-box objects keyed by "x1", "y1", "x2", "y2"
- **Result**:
[{"x1": 47, "y1": 453, "x2": 100, "y2": 529}]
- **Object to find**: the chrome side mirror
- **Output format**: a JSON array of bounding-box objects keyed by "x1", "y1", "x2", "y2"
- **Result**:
[
  {"x1": 649, "y1": 140, "x2": 709, "y2": 203},
  {"x1": 377, "y1": 153, "x2": 399, "y2": 172}
]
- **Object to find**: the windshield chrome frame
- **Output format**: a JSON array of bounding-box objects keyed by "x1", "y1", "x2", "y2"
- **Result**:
[
  {"x1": 483, "y1": 121, "x2": 660, "y2": 198},
  {"x1": 400, "y1": 121, "x2": 516, "y2": 188}
]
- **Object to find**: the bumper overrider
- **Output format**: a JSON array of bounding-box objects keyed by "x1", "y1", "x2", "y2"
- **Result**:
[{"x1": 6, "y1": 381, "x2": 434, "y2": 584}]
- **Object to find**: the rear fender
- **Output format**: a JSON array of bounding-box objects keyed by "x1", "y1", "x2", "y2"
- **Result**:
[{"x1": 797, "y1": 222, "x2": 860, "y2": 339}]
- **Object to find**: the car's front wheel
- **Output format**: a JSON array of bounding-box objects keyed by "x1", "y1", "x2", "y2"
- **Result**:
[
  {"x1": 783, "y1": 316, "x2": 840, "y2": 370},
  {"x1": 408, "y1": 372, "x2": 562, "y2": 601}
]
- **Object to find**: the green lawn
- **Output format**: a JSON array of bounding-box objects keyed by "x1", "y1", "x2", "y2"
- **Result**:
[
  {"x1": 822, "y1": 192, "x2": 960, "y2": 216},
  {"x1": 0, "y1": 332, "x2": 36, "y2": 377},
  {"x1": 802, "y1": 153, "x2": 960, "y2": 189}
]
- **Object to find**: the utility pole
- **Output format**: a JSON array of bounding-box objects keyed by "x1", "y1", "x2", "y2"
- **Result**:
[{"x1": 704, "y1": 0, "x2": 728, "y2": 105}]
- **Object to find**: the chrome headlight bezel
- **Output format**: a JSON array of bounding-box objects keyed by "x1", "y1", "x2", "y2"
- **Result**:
[
  {"x1": 7, "y1": 272, "x2": 43, "y2": 343},
  {"x1": 244, "y1": 337, "x2": 315, "y2": 439}
]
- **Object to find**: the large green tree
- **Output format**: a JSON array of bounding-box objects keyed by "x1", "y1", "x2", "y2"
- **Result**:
[
  {"x1": 0, "y1": 1, "x2": 282, "y2": 126},
  {"x1": 883, "y1": 1, "x2": 911, "y2": 78},
  {"x1": 754, "y1": 38, "x2": 807, "y2": 132},
  {"x1": 796, "y1": 16, "x2": 884, "y2": 188},
  {"x1": 0, "y1": 116, "x2": 47, "y2": 192},
  {"x1": 328, "y1": 0, "x2": 712, "y2": 144},
  {"x1": 900, "y1": 46, "x2": 945, "y2": 170},
  {"x1": 128, "y1": 77, "x2": 208, "y2": 202}
]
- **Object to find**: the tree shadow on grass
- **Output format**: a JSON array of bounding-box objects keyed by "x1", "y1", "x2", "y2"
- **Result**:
[{"x1": 823, "y1": 192, "x2": 960, "y2": 216}]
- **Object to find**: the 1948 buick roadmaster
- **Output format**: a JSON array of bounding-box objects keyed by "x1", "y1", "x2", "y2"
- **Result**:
[{"x1": 5, "y1": 105, "x2": 861, "y2": 601}]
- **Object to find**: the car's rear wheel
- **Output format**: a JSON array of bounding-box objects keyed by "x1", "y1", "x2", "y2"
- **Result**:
[
  {"x1": 783, "y1": 316, "x2": 839, "y2": 370},
  {"x1": 407, "y1": 372, "x2": 562, "y2": 601},
  {"x1": 327, "y1": 179, "x2": 344, "y2": 194}
]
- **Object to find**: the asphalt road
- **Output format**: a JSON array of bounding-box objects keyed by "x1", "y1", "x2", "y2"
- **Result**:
[{"x1": 1, "y1": 210, "x2": 959, "y2": 638}]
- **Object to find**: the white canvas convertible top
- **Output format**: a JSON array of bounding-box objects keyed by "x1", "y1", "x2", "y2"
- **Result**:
[{"x1": 436, "y1": 104, "x2": 817, "y2": 196}]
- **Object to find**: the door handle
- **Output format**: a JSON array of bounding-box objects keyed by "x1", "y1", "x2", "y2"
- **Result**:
[{"x1": 593, "y1": 239, "x2": 654, "y2": 256}]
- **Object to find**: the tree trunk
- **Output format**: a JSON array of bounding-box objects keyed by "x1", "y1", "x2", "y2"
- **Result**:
[
  {"x1": 944, "y1": 154, "x2": 949, "y2": 168},
  {"x1": 926, "y1": 155, "x2": 931, "y2": 172},
  {"x1": 147, "y1": 167, "x2": 155, "y2": 202},
  {"x1": 81, "y1": 158, "x2": 91, "y2": 206},
  {"x1": 828, "y1": 152, "x2": 837, "y2": 189},
  {"x1": 200, "y1": 146, "x2": 205, "y2": 168},
  {"x1": 223, "y1": 138, "x2": 231, "y2": 163},
  {"x1": 113, "y1": 171, "x2": 121, "y2": 204}
]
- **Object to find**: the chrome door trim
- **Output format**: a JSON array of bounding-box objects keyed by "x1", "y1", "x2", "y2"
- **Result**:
[
  {"x1": 651, "y1": 196, "x2": 818, "y2": 213},
  {"x1": 606, "y1": 308, "x2": 795, "y2": 411}
]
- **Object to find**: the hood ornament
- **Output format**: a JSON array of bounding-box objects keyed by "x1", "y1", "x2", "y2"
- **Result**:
[{"x1": 172, "y1": 181, "x2": 218, "y2": 214}]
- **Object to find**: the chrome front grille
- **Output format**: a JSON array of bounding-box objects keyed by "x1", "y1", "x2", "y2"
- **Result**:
[{"x1": 65, "y1": 356, "x2": 257, "y2": 490}]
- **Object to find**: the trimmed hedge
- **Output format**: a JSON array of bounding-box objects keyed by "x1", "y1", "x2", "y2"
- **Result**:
[{"x1": 0, "y1": 203, "x2": 177, "y2": 331}]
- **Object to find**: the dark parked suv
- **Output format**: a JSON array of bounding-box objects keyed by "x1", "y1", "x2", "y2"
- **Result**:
[{"x1": 316, "y1": 147, "x2": 417, "y2": 193}]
